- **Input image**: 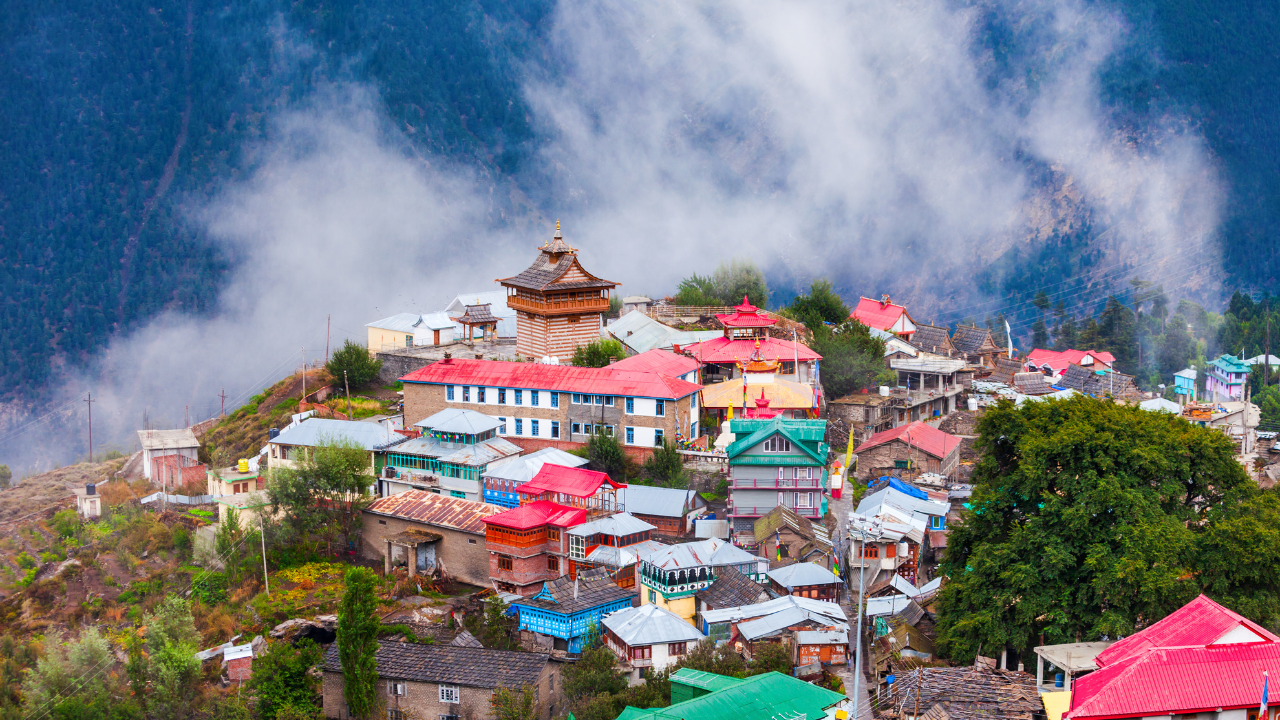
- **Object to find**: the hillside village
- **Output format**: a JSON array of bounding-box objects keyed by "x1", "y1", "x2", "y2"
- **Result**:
[{"x1": 3, "y1": 224, "x2": 1280, "y2": 720}]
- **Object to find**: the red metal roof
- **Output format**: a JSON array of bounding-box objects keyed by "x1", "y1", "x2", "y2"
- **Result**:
[
  {"x1": 853, "y1": 421, "x2": 959, "y2": 460},
  {"x1": 367, "y1": 489, "x2": 498, "y2": 534},
  {"x1": 715, "y1": 297, "x2": 777, "y2": 328},
  {"x1": 851, "y1": 297, "x2": 911, "y2": 333},
  {"x1": 482, "y1": 500, "x2": 587, "y2": 530},
  {"x1": 609, "y1": 349, "x2": 701, "y2": 378},
  {"x1": 1025, "y1": 348, "x2": 1117, "y2": 376},
  {"x1": 400, "y1": 358, "x2": 701, "y2": 399},
  {"x1": 1067, "y1": 642, "x2": 1280, "y2": 720},
  {"x1": 681, "y1": 336, "x2": 821, "y2": 364},
  {"x1": 1094, "y1": 594, "x2": 1279, "y2": 669},
  {"x1": 517, "y1": 464, "x2": 625, "y2": 498}
]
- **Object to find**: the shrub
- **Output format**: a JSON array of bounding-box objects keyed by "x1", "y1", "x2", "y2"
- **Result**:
[
  {"x1": 190, "y1": 572, "x2": 227, "y2": 606},
  {"x1": 16, "y1": 552, "x2": 37, "y2": 570},
  {"x1": 325, "y1": 339, "x2": 382, "y2": 389},
  {"x1": 52, "y1": 508, "x2": 81, "y2": 538}
]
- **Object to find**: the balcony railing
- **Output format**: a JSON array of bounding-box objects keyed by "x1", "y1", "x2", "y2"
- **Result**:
[
  {"x1": 729, "y1": 506, "x2": 821, "y2": 518},
  {"x1": 507, "y1": 295, "x2": 610, "y2": 316},
  {"x1": 730, "y1": 479, "x2": 820, "y2": 490}
]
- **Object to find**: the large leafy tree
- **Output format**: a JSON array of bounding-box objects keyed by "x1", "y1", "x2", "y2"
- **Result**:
[
  {"x1": 246, "y1": 639, "x2": 323, "y2": 720},
  {"x1": 144, "y1": 596, "x2": 203, "y2": 720},
  {"x1": 571, "y1": 338, "x2": 627, "y2": 367},
  {"x1": 807, "y1": 320, "x2": 892, "y2": 398},
  {"x1": 268, "y1": 438, "x2": 376, "y2": 554},
  {"x1": 786, "y1": 279, "x2": 849, "y2": 330},
  {"x1": 639, "y1": 439, "x2": 688, "y2": 488},
  {"x1": 326, "y1": 339, "x2": 384, "y2": 389},
  {"x1": 936, "y1": 395, "x2": 1262, "y2": 663},
  {"x1": 338, "y1": 567, "x2": 383, "y2": 720}
]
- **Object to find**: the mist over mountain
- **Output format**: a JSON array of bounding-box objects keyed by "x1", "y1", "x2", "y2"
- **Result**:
[{"x1": 1, "y1": 0, "x2": 1277, "y2": 466}]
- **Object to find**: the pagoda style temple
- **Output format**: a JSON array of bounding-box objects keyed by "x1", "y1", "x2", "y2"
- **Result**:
[
  {"x1": 682, "y1": 297, "x2": 822, "y2": 386},
  {"x1": 499, "y1": 222, "x2": 618, "y2": 359}
]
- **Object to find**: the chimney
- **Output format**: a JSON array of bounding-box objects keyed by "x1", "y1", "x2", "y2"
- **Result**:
[
  {"x1": 86, "y1": 483, "x2": 96, "y2": 496},
  {"x1": 443, "y1": 352, "x2": 452, "y2": 362},
  {"x1": 881, "y1": 294, "x2": 891, "y2": 307},
  {"x1": 608, "y1": 357, "x2": 618, "y2": 365}
]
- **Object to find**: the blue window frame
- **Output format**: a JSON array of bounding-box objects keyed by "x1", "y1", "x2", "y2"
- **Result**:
[
  {"x1": 450, "y1": 490, "x2": 467, "y2": 499},
  {"x1": 551, "y1": 393, "x2": 559, "y2": 408},
  {"x1": 515, "y1": 390, "x2": 523, "y2": 405},
  {"x1": 499, "y1": 389, "x2": 506, "y2": 404},
  {"x1": 551, "y1": 421, "x2": 560, "y2": 439},
  {"x1": 626, "y1": 397, "x2": 634, "y2": 414},
  {"x1": 531, "y1": 419, "x2": 540, "y2": 436},
  {"x1": 572, "y1": 422, "x2": 581, "y2": 435},
  {"x1": 654, "y1": 428, "x2": 664, "y2": 445},
  {"x1": 626, "y1": 427, "x2": 635, "y2": 445},
  {"x1": 515, "y1": 419, "x2": 523, "y2": 435},
  {"x1": 655, "y1": 399, "x2": 665, "y2": 417},
  {"x1": 477, "y1": 387, "x2": 486, "y2": 403},
  {"x1": 446, "y1": 385, "x2": 455, "y2": 401},
  {"x1": 463, "y1": 386, "x2": 470, "y2": 402},
  {"x1": 499, "y1": 417, "x2": 507, "y2": 434},
  {"x1": 532, "y1": 391, "x2": 540, "y2": 407}
]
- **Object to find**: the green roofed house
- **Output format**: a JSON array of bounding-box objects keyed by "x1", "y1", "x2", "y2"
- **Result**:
[
  {"x1": 614, "y1": 669, "x2": 848, "y2": 720},
  {"x1": 725, "y1": 418, "x2": 830, "y2": 540}
]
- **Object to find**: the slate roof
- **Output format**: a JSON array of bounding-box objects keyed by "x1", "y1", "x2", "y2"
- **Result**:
[
  {"x1": 695, "y1": 566, "x2": 773, "y2": 609},
  {"x1": 1012, "y1": 372, "x2": 1054, "y2": 396},
  {"x1": 457, "y1": 303, "x2": 499, "y2": 326},
  {"x1": 414, "y1": 407, "x2": 503, "y2": 434},
  {"x1": 603, "y1": 604, "x2": 706, "y2": 646},
  {"x1": 498, "y1": 232, "x2": 617, "y2": 292},
  {"x1": 367, "y1": 312, "x2": 455, "y2": 333},
  {"x1": 1058, "y1": 363, "x2": 1094, "y2": 391},
  {"x1": 952, "y1": 325, "x2": 1000, "y2": 353},
  {"x1": 987, "y1": 356, "x2": 1023, "y2": 385},
  {"x1": 911, "y1": 324, "x2": 954, "y2": 355},
  {"x1": 877, "y1": 666, "x2": 1041, "y2": 720},
  {"x1": 321, "y1": 641, "x2": 547, "y2": 689},
  {"x1": 366, "y1": 490, "x2": 499, "y2": 534},
  {"x1": 766, "y1": 562, "x2": 842, "y2": 589},
  {"x1": 752, "y1": 505, "x2": 832, "y2": 556},
  {"x1": 514, "y1": 567, "x2": 637, "y2": 614},
  {"x1": 854, "y1": 421, "x2": 959, "y2": 460}
]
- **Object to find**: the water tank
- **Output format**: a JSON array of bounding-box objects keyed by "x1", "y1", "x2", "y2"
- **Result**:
[
  {"x1": 238, "y1": 458, "x2": 249, "y2": 473},
  {"x1": 86, "y1": 483, "x2": 96, "y2": 496},
  {"x1": 967, "y1": 397, "x2": 979, "y2": 412},
  {"x1": 878, "y1": 386, "x2": 890, "y2": 397},
  {"x1": 268, "y1": 428, "x2": 280, "y2": 440}
]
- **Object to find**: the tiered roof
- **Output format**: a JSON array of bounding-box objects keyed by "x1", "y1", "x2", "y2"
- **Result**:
[
  {"x1": 517, "y1": 465, "x2": 625, "y2": 498},
  {"x1": 680, "y1": 335, "x2": 821, "y2": 365},
  {"x1": 715, "y1": 297, "x2": 776, "y2": 328},
  {"x1": 498, "y1": 222, "x2": 617, "y2": 293}
]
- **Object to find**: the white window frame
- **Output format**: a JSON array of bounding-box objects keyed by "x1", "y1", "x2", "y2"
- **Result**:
[
  {"x1": 570, "y1": 534, "x2": 586, "y2": 560},
  {"x1": 439, "y1": 684, "x2": 460, "y2": 703},
  {"x1": 388, "y1": 680, "x2": 406, "y2": 696},
  {"x1": 795, "y1": 492, "x2": 812, "y2": 508}
]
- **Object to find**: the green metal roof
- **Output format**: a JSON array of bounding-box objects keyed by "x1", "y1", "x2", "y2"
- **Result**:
[
  {"x1": 616, "y1": 671, "x2": 845, "y2": 720},
  {"x1": 670, "y1": 668, "x2": 746, "y2": 693},
  {"x1": 725, "y1": 418, "x2": 829, "y2": 464}
]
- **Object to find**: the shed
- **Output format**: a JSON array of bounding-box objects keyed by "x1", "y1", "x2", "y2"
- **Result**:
[
  {"x1": 224, "y1": 644, "x2": 254, "y2": 683},
  {"x1": 137, "y1": 428, "x2": 200, "y2": 481},
  {"x1": 622, "y1": 485, "x2": 708, "y2": 536},
  {"x1": 361, "y1": 490, "x2": 498, "y2": 585}
]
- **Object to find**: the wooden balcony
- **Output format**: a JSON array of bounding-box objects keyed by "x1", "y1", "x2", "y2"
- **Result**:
[
  {"x1": 731, "y1": 478, "x2": 821, "y2": 490},
  {"x1": 507, "y1": 295, "x2": 610, "y2": 317},
  {"x1": 729, "y1": 505, "x2": 821, "y2": 518}
]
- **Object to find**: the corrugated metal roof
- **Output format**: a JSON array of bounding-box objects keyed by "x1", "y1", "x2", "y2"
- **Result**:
[
  {"x1": 889, "y1": 353, "x2": 967, "y2": 374},
  {"x1": 853, "y1": 421, "x2": 959, "y2": 460},
  {"x1": 272, "y1": 418, "x2": 407, "y2": 451},
  {"x1": 366, "y1": 312, "x2": 454, "y2": 332},
  {"x1": 366, "y1": 490, "x2": 497, "y2": 534},
  {"x1": 670, "y1": 668, "x2": 745, "y2": 692},
  {"x1": 568, "y1": 512, "x2": 656, "y2": 537},
  {"x1": 619, "y1": 671, "x2": 845, "y2": 720},
  {"x1": 766, "y1": 562, "x2": 841, "y2": 589},
  {"x1": 852, "y1": 297, "x2": 910, "y2": 332},
  {"x1": 1095, "y1": 594, "x2": 1279, "y2": 668},
  {"x1": 583, "y1": 540, "x2": 668, "y2": 568},
  {"x1": 401, "y1": 358, "x2": 701, "y2": 400},
  {"x1": 483, "y1": 500, "x2": 585, "y2": 530},
  {"x1": 621, "y1": 485, "x2": 697, "y2": 518},
  {"x1": 223, "y1": 644, "x2": 254, "y2": 662},
  {"x1": 680, "y1": 336, "x2": 821, "y2": 364},
  {"x1": 482, "y1": 451, "x2": 588, "y2": 483},
  {"x1": 857, "y1": 487, "x2": 950, "y2": 522},
  {"x1": 138, "y1": 428, "x2": 200, "y2": 450},
  {"x1": 413, "y1": 408, "x2": 503, "y2": 434},
  {"x1": 604, "y1": 312, "x2": 721, "y2": 355},
  {"x1": 388, "y1": 435, "x2": 522, "y2": 467},
  {"x1": 865, "y1": 594, "x2": 914, "y2": 617},
  {"x1": 700, "y1": 595, "x2": 847, "y2": 625},
  {"x1": 518, "y1": 464, "x2": 624, "y2": 498},
  {"x1": 603, "y1": 604, "x2": 706, "y2": 646},
  {"x1": 609, "y1": 349, "x2": 701, "y2": 379},
  {"x1": 641, "y1": 538, "x2": 758, "y2": 571},
  {"x1": 796, "y1": 630, "x2": 848, "y2": 645},
  {"x1": 736, "y1": 606, "x2": 848, "y2": 641}
]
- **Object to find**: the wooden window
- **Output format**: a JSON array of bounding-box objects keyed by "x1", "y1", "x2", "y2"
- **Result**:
[
  {"x1": 862, "y1": 545, "x2": 879, "y2": 559},
  {"x1": 548, "y1": 529, "x2": 560, "y2": 542},
  {"x1": 498, "y1": 556, "x2": 513, "y2": 571},
  {"x1": 631, "y1": 645, "x2": 651, "y2": 659},
  {"x1": 668, "y1": 642, "x2": 686, "y2": 656},
  {"x1": 548, "y1": 556, "x2": 559, "y2": 572}
]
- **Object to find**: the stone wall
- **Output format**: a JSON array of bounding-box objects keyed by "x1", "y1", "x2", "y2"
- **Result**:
[
  {"x1": 360, "y1": 512, "x2": 490, "y2": 588},
  {"x1": 376, "y1": 352, "x2": 436, "y2": 386},
  {"x1": 854, "y1": 439, "x2": 957, "y2": 479},
  {"x1": 322, "y1": 665, "x2": 564, "y2": 720}
]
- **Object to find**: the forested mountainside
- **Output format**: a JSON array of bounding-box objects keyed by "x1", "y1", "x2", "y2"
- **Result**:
[{"x1": 1, "y1": 0, "x2": 1278, "y2": 401}]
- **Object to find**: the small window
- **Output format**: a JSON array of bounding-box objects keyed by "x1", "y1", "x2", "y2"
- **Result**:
[
  {"x1": 669, "y1": 642, "x2": 687, "y2": 656},
  {"x1": 531, "y1": 419, "x2": 540, "y2": 437},
  {"x1": 548, "y1": 528, "x2": 560, "y2": 542},
  {"x1": 655, "y1": 399, "x2": 665, "y2": 416},
  {"x1": 515, "y1": 390, "x2": 523, "y2": 405},
  {"x1": 499, "y1": 417, "x2": 507, "y2": 434},
  {"x1": 439, "y1": 685, "x2": 461, "y2": 703},
  {"x1": 388, "y1": 681, "x2": 406, "y2": 696},
  {"x1": 654, "y1": 429, "x2": 663, "y2": 445},
  {"x1": 572, "y1": 422, "x2": 582, "y2": 435},
  {"x1": 583, "y1": 423, "x2": 593, "y2": 435},
  {"x1": 389, "y1": 710, "x2": 404, "y2": 720},
  {"x1": 462, "y1": 386, "x2": 470, "y2": 402},
  {"x1": 605, "y1": 396, "x2": 615, "y2": 407},
  {"x1": 468, "y1": 538, "x2": 477, "y2": 544},
  {"x1": 648, "y1": 589, "x2": 656, "y2": 603},
  {"x1": 532, "y1": 391, "x2": 540, "y2": 407},
  {"x1": 862, "y1": 545, "x2": 879, "y2": 559},
  {"x1": 477, "y1": 387, "x2": 486, "y2": 403},
  {"x1": 450, "y1": 491, "x2": 466, "y2": 499},
  {"x1": 777, "y1": 467, "x2": 784, "y2": 480},
  {"x1": 499, "y1": 388, "x2": 506, "y2": 404},
  {"x1": 594, "y1": 395, "x2": 604, "y2": 405},
  {"x1": 795, "y1": 492, "x2": 812, "y2": 508},
  {"x1": 626, "y1": 427, "x2": 635, "y2": 445},
  {"x1": 447, "y1": 386, "x2": 455, "y2": 401},
  {"x1": 626, "y1": 397, "x2": 634, "y2": 414},
  {"x1": 551, "y1": 421, "x2": 560, "y2": 439},
  {"x1": 498, "y1": 556, "x2": 513, "y2": 571},
  {"x1": 515, "y1": 419, "x2": 523, "y2": 436},
  {"x1": 548, "y1": 556, "x2": 560, "y2": 572},
  {"x1": 378, "y1": 519, "x2": 387, "y2": 525},
  {"x1": 763, "y1": 435, "x2": 792, "y2": 452},
  {"x1": 551, "y1": 393, "x2": 560, "y2": 408}
]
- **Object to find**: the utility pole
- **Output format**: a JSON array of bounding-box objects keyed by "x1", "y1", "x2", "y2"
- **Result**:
[
  {"x1": 84, "y1": 392, "x2": 94, "y2": 462},
  {"x1": 302, "y1": 347, "x2": 306, "y2": 404},
  {"x1": 344, "y1": 371, "x2": 352, "y2": 420},
  {"x1": 1267, "y1": 318, "x2": 1272, "y2": 387},
  {"x1": 219, "y1": 388, "x2": 228, "y2": 417},
  {"x1": 185, "y1": 405, "x2": 189, "y2": 428},
  {"x1": 326, "y1": 314, "x2": 331, "y2": 363},
  {"x1": 260, "y1": 514, "x2": 271, "y2": 598}
]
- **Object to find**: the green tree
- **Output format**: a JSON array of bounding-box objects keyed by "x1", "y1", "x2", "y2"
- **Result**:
[
  {"x1": 51, "y1": 508, "x2": 80, "y2": 539},
  {"x1": 337, "y1": 566, "x2": 383, "y2": 720},
  {"x1": 215, "y1": 505, "x2": 247, "y2": 584},
  {"x1": 711, "y1": 259, "x2": 769, "y2": 308},
  {"x1": 935, "y1": 395, "x2": 1252, "y2": 664},
  {"x1": 144, "y1": 596, "x2": 202, "y2": 720},
  {"x1": 571, "y1": 338, "x2": 627, "y2": 368},
  {"x1": 491, "y1": 685, "x2": 538, "y2": 720},
  {"x1": 583, "y1": 431, "x2": 635, "y2": 481},
  {"x1": 206, "y1": 696, "x2": 252, "y2": 720},
  {"x1": 563, "y1": 641, "x2": 628, "y2": 701},
  {"x1": 1032, "y1": 290, "x2": 1050, "y2": 313},
  {"x1": 1256, "y1": 386, "x2": 1280, "y2": 428},
  {"x1": 807, "y1": 320, "x2": 892, "y2": 398},
  {"x1": 326, "y1": 339, "x2": 383, "y2": 389},
  {"x1": 1030, "y1": 317, "x2": 1049, "y2": 350},
  {"x1": 1158, "y1": 314, "x2": 1194, "y2": 377},
  {"x1": 21, "y1": 627, "x2": 113, "y2": 715},
  {"x1": 466, "y1": 596, "x2": 518, "y2": 651},
  {"x1": 640, "y1": 439, "x2": 687, "y2": 488},
  {"x1": 747, "y1": 642, "x2": 793, "y2": 675},
  {"x1": 672, "y1": 274, "x2": 722, "y2": 306},
  {"x1": 0, "y1": 465, "x2": 10, "y2": 488},
  {"x1": 672, "y1": 639, "x2": 746, "y2": 677},
  {"x1": 247, "y1": 639, "x2": 323, "y2": 720},
  {"x1": 786, "y1": 279, "x2": 849, "y2": 331},
  {"x1": 268, "y1": 438, "x2": 376, "y2": 554},
  {"x1": 1054, "y1": 315, "x2": 1078, "y2": 350}
]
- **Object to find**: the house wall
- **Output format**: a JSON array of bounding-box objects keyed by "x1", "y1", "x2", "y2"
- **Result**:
[
  {"x1": 142, "y1": 447, "x2": 199, "y2": 480},
  {"x1": 639, "y1": 585, "x2": 698, "y2": 626},
  {"x1": 515, "y1": 311, "x2": 604, "y2": 360},
  {"x1": 760, "y1": 529, "x2": 831, "y2": 569},
  {"x1": 853, "y1": 439, "x2": 956, "y2": 479},
  {"x1": 769, "y1": 580, "x2": 840, "y2": 601},
  {"x1": 632, "y1": 512, "x2": 686, "y2": 536},
  {"x1": 360, "y1": 512, "x2": 489, "y2": 587},
  {"x1": 322, "y1": 662, "x2": 562, "y2": 720}
]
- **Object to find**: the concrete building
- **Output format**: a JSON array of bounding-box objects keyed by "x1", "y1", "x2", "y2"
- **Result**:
[
  {"x1": 1206, "y1": 354, "x2": 1251, "y2": 400},
  {"x1": 499, "y1": 222, "x2": 618, "y2": 360},
  {"x1": 399, "y1": 350, "x2": 702, "y2": 451},
  {"x1": 602, "y1": 604, "x2": 706, "y2": 683},
  {"x1": 361, "y1": 490, "x2": 498, "y2": 586},
  {"x1": 267, "y1": 418, "x2": 406, "y2": 476},
  {"x1": 724, "y1": 418, "x2": 829, "y2": 536},
  {"x1": 320, "y1": 642, "x2": 560, "y2": 720},
  {"x1": 73, "y1": 483, "x2": 101, "y2": 519},
  {"x1": 379, "y1": 408, "x2": 523, "y2": 501},
  {"x1": 137, "y1": 428, "x2": 200, "y2": 482},
  {"x1": 638, "y1": 538, "x2": 767, "y2": 626},
  {"x1": 366, "y1": 312, "x2": 456, "y2": 351},
  {"x1": 481, "y1": 447, "x2": 589, "y2": 509}
]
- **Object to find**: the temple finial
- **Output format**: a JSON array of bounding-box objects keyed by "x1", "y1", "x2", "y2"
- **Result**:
[{"x1": 555, "y1": 220, "x2": 562, "y2": 238}]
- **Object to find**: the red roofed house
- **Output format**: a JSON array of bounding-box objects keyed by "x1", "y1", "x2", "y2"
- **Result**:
[
  {"x1": 499, "y1": 222, "x2": 618, "y2": 360},
  {"x1": 1064, "y1": 595, "x2": 1280, "y2": 720},
  {"x1": 852, "y1": 421, "x2": 960, "y2": 480},
  {"x1": 484, "y1": 500, "x2": 587, "y2": 596},
  {"x1": 1025, "y1": 348, "x2": 1116, "y2": 380},
  {"x1": 517, "y1": 464, "x2": 626, "y2": 518},
  {"x1": 680, "y1": 297, "x2": 822, "y2": 387},
  {"x1": 399, "y1": 349, "x2": 702, "y2": 456},
  {"x1": 851, "y1": 295, "x2": 917, "y2": 339}
]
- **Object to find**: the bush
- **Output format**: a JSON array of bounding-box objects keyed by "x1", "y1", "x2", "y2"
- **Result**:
[
  {"x1": 52, "y1": 509, "x2": 81, "y2": 539},
  {"x1": 16, "y1": 552, "x2": 37, "y2": 570},
  {"x1": 570, "y1": 338, "x2": 627, "y2": 368},
  {"x1": 325, "y1": 339, "x2": 382, "y2": 389},
  {"x1": 191, "y1": 572, "x2": 227, "y2": 605}
]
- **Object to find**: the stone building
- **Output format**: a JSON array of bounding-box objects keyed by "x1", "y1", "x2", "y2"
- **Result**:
[
  {"x1": 499, "y1": 222, "x2": 618, "y2": 360},
  {"x1": 320, "y1": 641, "x2": 561, "y2": 720},
  {"x1": 483, "y1": 500, "x2": 584, "y2": 596},
  {"x1": 852, "y1": 421, "x2": 960, "y2": 480},
  {"x1": 361, "y1": 490, "x2": 497, "y2": 587}
]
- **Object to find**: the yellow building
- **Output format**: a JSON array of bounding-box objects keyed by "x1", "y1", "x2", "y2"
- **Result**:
[
  {"x1": 365, "y1": 312, "x2": 456, "y2": 352},
  {"x1": 637, "y1": 538, "x2": 768, "y2": 626}
]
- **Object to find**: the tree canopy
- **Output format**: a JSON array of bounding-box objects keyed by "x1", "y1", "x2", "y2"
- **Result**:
[
  {"x1": 338, "y1": 567, "x2": 383, "y2": 720},
  {"x1": 807, "y1": 320, "x2": 892, "y2": 398},
  {"x1": 571, "y1": 338, "x2": 627, "y2": 368},
  {"x1": 935, "y1": 395, "x2": 1274, "y2": 663},
  {"x1": 672, "y1": 259, "x2": 769, "y2": 308},
  {"x1": 268, "y1": 438, "x2": 376, "y2": 554},
  {"x1": 786, "y1": 279, "x2": 849, "y2": 330},
  {"x1": 326, "y1": 339, "x2": 384, "y2": 389}
]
